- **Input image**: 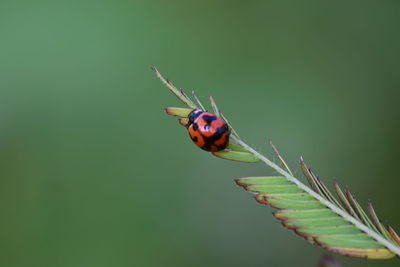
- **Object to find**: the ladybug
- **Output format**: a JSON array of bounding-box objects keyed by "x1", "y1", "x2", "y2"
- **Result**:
[{"x1": 186, "y1": 109, "x2": 230, "y2": 152}]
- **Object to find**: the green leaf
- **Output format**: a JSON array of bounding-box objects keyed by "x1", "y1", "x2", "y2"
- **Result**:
[
  {"x1": 274, "y1": 209, "x2": 336, "y2": 219},
  {"x1": 236, "y1": 176, "x2": 396, "y2": 259},
  {"x1": 165, "y1": 107, "x2": 193, "y2": 117},
  {"x1": 178, "y1": 118, "x2": 189, "y2": 126},
  {"x1": 212, "y1": 150, "x2": 260, "y2": 163},
  {"x1": 296, "y1": 225, "x2": 362, "y2": 236},
  {"x1": 226, "y1": 142, "x2": 248, "y2": 152}
]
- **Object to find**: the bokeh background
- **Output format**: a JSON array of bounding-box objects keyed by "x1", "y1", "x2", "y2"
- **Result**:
[{"x1": 0, "y1": 1, "x2": 399, "y2": 266}]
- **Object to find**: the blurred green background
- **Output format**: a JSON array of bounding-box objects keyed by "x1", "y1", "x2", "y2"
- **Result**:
[{"x1": 0, "y1": 1, "x2": 399, "y2": 266}]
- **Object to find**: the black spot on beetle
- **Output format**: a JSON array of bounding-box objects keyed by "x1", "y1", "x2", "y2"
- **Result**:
[
  {"x1": 201, "y1": 115, "x2": 217, "y2": 124},
  {"x1": 191, "y1": 135, "x2": 198, "y2": 142},
  {"x1": 217, "y1": 144, "x2": 227, "y2": 151},
  {"x1": 200, "y1": 144, "x2": 211, "y2": 151},
  {"x1": 215, "y1": 125, "x2": 228, "y2": 134},
  {"x1": 188, "y1": 109, "x2": 203, "y2": 124}
]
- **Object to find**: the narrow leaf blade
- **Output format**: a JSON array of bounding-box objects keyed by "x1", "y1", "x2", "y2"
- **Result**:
[
  {"x1": 165, "y1": 107, "x2": 193, "y2": 117},
  {"x1": 387, "y1": 225, "x2": 400, "y2": 246},
  {"x1": 227, "y1": 142, "x2": 248, "y2": 152},
  {"x1": 212, "y1": 150, "x2": 260, "y2": 163},
  {"x1": 367, "y1": 202, "x2": 392, "y2": 240}
]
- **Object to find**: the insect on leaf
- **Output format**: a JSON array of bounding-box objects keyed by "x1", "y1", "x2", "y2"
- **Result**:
[{"x1": 154, "y1": 67, "x2": 400, "y2": 260}]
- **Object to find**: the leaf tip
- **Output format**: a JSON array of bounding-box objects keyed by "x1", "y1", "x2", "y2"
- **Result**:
[
  {"x1": 178, "y1": 118, "x2": 189, "y2": 126},
  {"x1": 165, "y1": 107, "x2": 193, "y2": 117},
  {"x1": 387, "y1": 225, "x2": 400, "y2": 246},
  {"x1": 254, "y1": 194, "x2": 268, "y2": 205},
  {"x1": 234, "y1": 178, "x2": 246, "y2": 188},
  {"x1": 344, "y1": 187, "x2": 350, "y2": 194}
]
